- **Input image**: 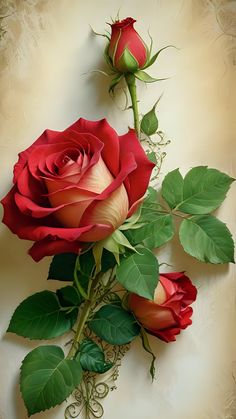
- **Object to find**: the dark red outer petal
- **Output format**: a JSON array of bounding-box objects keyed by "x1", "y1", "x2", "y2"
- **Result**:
[
  {"x1": 1, "y1": 187, "x2": 111, "y2": 242},
  {"x1": 13, "y1": 129, "x2": 61, "y2": 182},
  {"x1": 29, "y1": 238, "x2": 83, "y2": 261},
  {"x1": 119, "y1": 129, "x2": 155, "y2": 206}
]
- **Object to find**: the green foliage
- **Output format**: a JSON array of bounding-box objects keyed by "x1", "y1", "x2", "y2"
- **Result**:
[
  {"x1": 161, "y1": 168, "x2": 184, "y2": 210},
  {"x1": 89, "y1": 304, "x2": 140, "y2": 345},
  {"x1": 147, "y1": 151, "x2": 158, "y2": 164},
  {"x1": 141, "y1": 104, "x2": 159, "y2": 136},
  {"x1": 125, "y1": 188, "x2": 174, "y2": 250},
  {"x1": 7, "y1": 291, "x2": 77, "y2": 340},
  {"x1": 48, "y1": 253, "x2": 77, "y2": 281},
  {"x1": 179, "y1": 215, "x2": 235, "y2": 264},
  {"x1": 56, "y1": 285, "x2": 83, "y2": 307},
  {"x1": 20, "y1": 345, "x2": 82, "y2": 416},
  {"x1": 77, "y1": 338, "x2": 113, "y2": 373},
  {"x1": 80, "y1": 248, "x2": 117, "y2": 275},
  {"x1": 116, "y1": 248, "x2": 159, "y2": 299},
  {"x1": 162, "y1": 166, "x2": 234, "y2": 214},
  {"x1": 129, "y1": 213, "x2": 174, "y2": 250}
]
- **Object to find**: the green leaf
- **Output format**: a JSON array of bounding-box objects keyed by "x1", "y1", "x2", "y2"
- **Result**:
[
  {"x1": 116, "y1": 248, "x2": 159, "y2": 299},
  {"x1": 145, "y1": 186, "x2": 159, "y2": 205},
  {"x1": 161, "y1": 168, "x2": 184, "y2": 210},
  {"x1": 141, "y1": 105, "x2": 159, "y2": 136},
  {"x1": 134, "y1": 70, "x2": 167, "y2": 83},
  {"x1": 147, "y1": 151, "x2": 157, "y2": 164},
  {"x1": 48, "y1": 253, "x2": 77, "y2": 281},
  {"x1": 140, "y1": 328, "x2": 156, "y2": 381},
  {"x1": 179, "y1": 215, "x2": 235, "y2": 264},
  {"x1": 56, "y1": 285, "x2": 83, "y2": 307},
  {"x1": 118, "y1": 48, "x2": 139, "y2": 73},
  {"x1": 175, "y1": 166, "x2": 234, "y2": 214},
  {"x1": 89, "y1": 304, "x2": 140, "y2": 345},
  {"x1": 77, "y1": 338, "x2": 113, "y2": 373},
  {"x1": 162, "y1": 166, "x2": 234, "y2": 214},
  {"x1": 129, "y1": 213, "x2": 174, "y2": 249},
  {"x1": 7, "y1": 291, "x2": 77, "y2": 339},
  {"x1": 20, "y1": 345, "x2": 82, "y2": 416}
]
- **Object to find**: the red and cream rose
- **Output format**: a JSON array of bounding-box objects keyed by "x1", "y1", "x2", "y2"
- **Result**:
[
  {"x1": 1, "y1": 118, "x2": 154, "y2": 261},
  {"x1": 129, "y1": 272, "x2": 197, "y2": 342}
]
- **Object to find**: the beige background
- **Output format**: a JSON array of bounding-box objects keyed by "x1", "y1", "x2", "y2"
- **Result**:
[{"x1": 0, "y1": 1, "x2": 236, "y2": 418}]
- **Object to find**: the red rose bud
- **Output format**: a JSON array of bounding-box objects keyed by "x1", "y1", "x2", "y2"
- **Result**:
[
  {"x1": 129, "y1": 272, "x2": 197, "y2": 343},
  {"x1": 108, "y1": 17, "x2": 148, "y2": 73},
  {"x1": 1, "y1": 118, "x2": 154, "y2": 261}
]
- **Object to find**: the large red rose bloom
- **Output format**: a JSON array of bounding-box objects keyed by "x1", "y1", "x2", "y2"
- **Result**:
[{"x1": 1, "y1": 118, "x2": 154, "y2": 261}]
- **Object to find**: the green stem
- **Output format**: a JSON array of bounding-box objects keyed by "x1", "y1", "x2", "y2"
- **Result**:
[
  {"x1": 67, "y1": 274, "x2": 101, "y2": 359},
  {"x1": 74, "y1": 255, "x2": 89, "y2": 300},
  {"x1": 125, "y1": 73, "x2": 140, "y2": 138}
]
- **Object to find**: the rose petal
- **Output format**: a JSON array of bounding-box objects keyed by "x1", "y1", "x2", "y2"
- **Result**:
[
  {"x1": 80, "y1": 183, "x2": 129, "y2": 240},
  {"x1": 78, "y1": 156, "x2": 114, "y2": 193},
  {"x1": 13, "y1": 129, "x2": 60, "y2": 182},
  {"x1": 119, "y1": 129, "x2": 155, "y2": 205},
  {"x1": 80, "y1": 152, "x2": 136, "y2": 228},
  {"x1": 1, "y1": 188, "x2": 111, "y2": 242},
  {"x1": 149, "y1": 327, "x2": 181, "y2": 343},
  {"x1": 70, "y1": 119, "x2": 120, "y2": 176},
  {"x1": 14, "y1": 193, "x2": 67, "y2": 218},
  {"x1": 29, "y1": 238, "x2": 83, "y2": 261}
]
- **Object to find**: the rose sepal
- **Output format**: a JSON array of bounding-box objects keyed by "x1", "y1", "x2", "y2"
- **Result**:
[
  {"x1": 143, "y1": 45, "x2": 176, "y2": 70},
  {"x1": 92, "y1": 229, "x2": 139, "y2": 272},
  {"x1": 134, "y1": 70, "x2": 168, "y2": 83}
]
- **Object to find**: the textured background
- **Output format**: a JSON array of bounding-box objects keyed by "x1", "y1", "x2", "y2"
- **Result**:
[{"x1": 0, "y1": 1, "x2": 236, "y2": 418}]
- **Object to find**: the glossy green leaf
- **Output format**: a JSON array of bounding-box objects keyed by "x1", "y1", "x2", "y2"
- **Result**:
[
  {"x1": 7, "y1": 291, "x2": 77, "y2": 339},
  {"x1": 162, "y1": 166, "x2": 234, "y2": 214},
  {"x1": 161, "y1": 168, "x2": 184, "y2": 210},
  {"x1": 116, "y1": 248, "x2": 159, "y2": 299},
  {"x1": 20, "y1": 345, "x2": 82, "y2": 416},
  {"x1": 77, "y1": 338, "x2": 113, "y2": 373},
  {"x1": 141, "y1": 105, "x2": 159, "y2": 136},
  {"x1": 56, "y1": 285, "x2": 82, "y2": 307},
  {"x1": 129, "y1": 213, "x2": 174, "y2": 249},
  {"x1": 48, "y1": 253, "x2": 77, "y2": 281},
  {"x1": 147, "y1": 151, "x2": 158, "y2": 164},
  {"x1": 80, "y1": 248, "x2": 116, "y2": 275},
  {"x1": 89, "y1": 304, "x2": 140, "y2": 345},
  {"x1": 144, "y1": 187, "x2": 159, "y2": 206},
  {"x1": 179, "y1": 215, "x2": 235, "y2": 264},
  {"x1": 176, "y1": 167, "x2": 234, "y2": 214}
]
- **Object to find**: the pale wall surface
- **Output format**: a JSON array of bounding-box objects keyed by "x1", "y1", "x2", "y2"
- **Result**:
[{"x1": 0, "y1": 1, "x2": 236, "y2": 418}]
